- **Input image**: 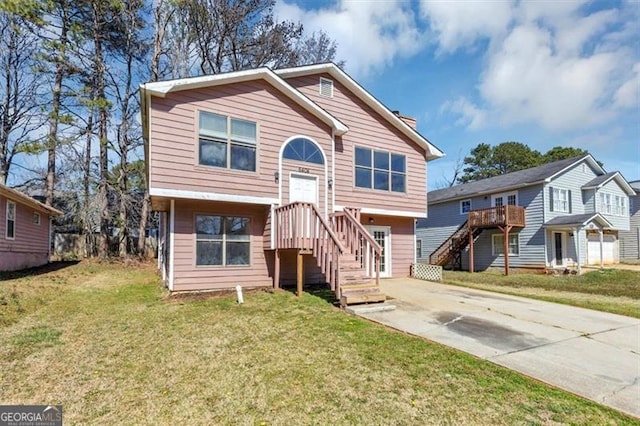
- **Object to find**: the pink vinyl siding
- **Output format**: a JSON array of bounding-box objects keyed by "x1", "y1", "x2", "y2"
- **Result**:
[
  {"x1": 0, "y1": 194, "x2": 51, "y2": 271},
  {"x1": 284, "y1": 74, "x2": 428, "y2": 215},
  {"x1": 360, "y1": 214, "x2": 415, "y2": 278},
  {"x1": 149, "y1": 80, "x2": 332, "y2": 200},
  {"x1": 171, "y1": 199, "x2": 272, "y2": 291}
]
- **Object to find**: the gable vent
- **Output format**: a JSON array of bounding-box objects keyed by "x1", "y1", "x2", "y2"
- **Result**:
[{"x1": 319, "y1": 77, "x2": 333, "y2": 98}]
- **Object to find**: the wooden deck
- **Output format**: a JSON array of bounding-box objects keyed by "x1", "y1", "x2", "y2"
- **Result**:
[{"x1": 467, "y1": 205, "x2": 525, "y2": 228}]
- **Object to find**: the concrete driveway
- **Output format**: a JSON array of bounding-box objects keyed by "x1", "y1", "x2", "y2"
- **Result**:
[{"x1": 353, "y1": 278, "x2": 640, "y2": 418}]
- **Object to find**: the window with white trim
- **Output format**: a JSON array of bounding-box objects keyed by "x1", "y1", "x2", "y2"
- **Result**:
[
  {"x1": 598, "y1": 193, "x2": 612, "y2": 214},
  {"x1": 195, "y1": 215, "x2": 251, "y2": 266},
  {"x1": 552, "y1": 188, "x2": 569, "y2": 212},
  {"x1": 33, "y1": 212, "x2": 41, "y2": 225},
  {"x1": 6, "y1": 201, "x2": 15, "y2": 239},
  {"x1": 492, "y1": 233, "x2": 519, "y2": 256},
  {"x1": 416, "y1": 239, "x2": 422, "y2": 258},
  {"x1": 282, "y1": 137, "x2": 324, "y2": 164},
  {"x1": 460, "y1": 199, "x2": 472, "y2": 214},
  {"x1": 492, "y1": 191, "x2": 518, "y2": 207},
  {"x1": 199, "y1": 111, "x2": 256, "y2": 171},
  {"x1": 354, "y1": 146, "x2": 406, "y2": 193},
  {"x1": 613, "y1": 195, "x2": 627, "y2": 216}
]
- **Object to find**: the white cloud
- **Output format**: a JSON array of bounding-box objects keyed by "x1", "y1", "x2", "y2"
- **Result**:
[
  {"x1": 274, "y1": 1, "x2": 423, "y2": 77},
  {"x1": 441, "y1": 97, "x2": 486, "y2": 130},
  {"x1": 613, "y1": 63, "x2": 640, "y2": 109},
  {"x1": 419, "y1": 0, "x2": 514, "y2": 53},
  {"x1": 420, "y1": 1, "x2": 638, "y2": 132}
]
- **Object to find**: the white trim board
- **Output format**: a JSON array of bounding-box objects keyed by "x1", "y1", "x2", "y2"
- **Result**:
[
  {"x1": 334, "y1": 205, "x2": 426, "y2": 219},
  {"x1": 150, "y1": 187, "x2": 278, "y2": 205}
]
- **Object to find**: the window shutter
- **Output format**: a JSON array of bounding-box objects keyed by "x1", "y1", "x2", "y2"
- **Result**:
[
  {"x1": 567, "y1": 190, "x2": 572, "y2": 213},
  {"x1": 549, "y1": 187, "x2": 554, "y2": 212}
]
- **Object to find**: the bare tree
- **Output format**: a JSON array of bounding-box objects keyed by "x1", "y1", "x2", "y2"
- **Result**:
[{"x1": 0, "y1": 12, "x2": 43, "y2": 185}]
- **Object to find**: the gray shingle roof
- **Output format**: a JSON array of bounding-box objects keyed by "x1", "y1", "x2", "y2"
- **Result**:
[
  {"x1": 543, "y1": 213, "x2": 612, "y2": 228},
  {"x1": 429, "y1": 156, "x2": 587, "y2": 204},
  {"x1": 582, "y1": 171, "x2": 618, "y2": 188}
]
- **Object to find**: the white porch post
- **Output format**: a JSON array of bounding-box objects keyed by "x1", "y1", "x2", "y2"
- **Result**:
[
  {"x1": 169, "y1": 199, "x2": 175, "y2": 291},
  {"x1": 599, "y1": 229, "x2": 604, "y2": 269},
  {"x1": 574, "y1": 227, "x2": 581, "y2": 275}
]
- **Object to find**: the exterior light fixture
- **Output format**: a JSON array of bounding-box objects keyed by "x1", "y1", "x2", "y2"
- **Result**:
[
  {"x1": 328, "y1": 178, "x2": 333, "y2": 189},
  {"x1": 274, "y1": 171, "x2": 279, "y2": 183}
]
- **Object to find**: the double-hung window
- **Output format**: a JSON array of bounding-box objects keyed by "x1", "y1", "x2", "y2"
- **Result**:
[
  {"x1": 599, "y1": 193, "x2": 612, "y2": 214},
  {"x1": 492, "y1": 234, "x2": 519, "y2": 256},
  {"x1": 199, "y1": 111, "x2": 257, "y2": 171},
  {"x1": 6, "y1": 201, "x2": 15, "y2": 239},
  {"x1": 460, "y1": 199, "x2": 472, "y2": 214},
  {"x1": 354, "y1": 147, "x2": 406, "y2": 192},
  {"x1": 552, "y1": 188, "x2": 569, "y2": 212},
  {"x1": 196, "y1": 215, "x2": 251, "y2": 266},
  {"x1": 613, "y1": 195, "x2": 626, "y2": 216}
]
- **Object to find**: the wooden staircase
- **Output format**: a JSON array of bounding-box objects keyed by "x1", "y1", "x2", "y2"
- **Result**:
[
  {"x1": 428, "y1": 220, "x2": 483, "y2": 269},
  {"x1": 337, "y1": 251, "x2": 385, "y2": 307},
  {"x1": 273, "y1": 203, "x2": 385, "y2": 307}
]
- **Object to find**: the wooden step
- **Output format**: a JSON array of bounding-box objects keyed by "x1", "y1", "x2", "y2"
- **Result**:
[
  {"x1": 340, "y1": 282, "x2": 379, "y2": 293},
  {"x1": 340, "y1": 292, "x2": 386, "y2": 307}
]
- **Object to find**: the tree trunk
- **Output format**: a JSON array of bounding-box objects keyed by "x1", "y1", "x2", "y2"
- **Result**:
[
  {"x1": 45, "y1": 10, "x2": 69, "y2": 206},
  {"x1": 93, "y1": 3, "x2": 110, "y2": 258}
]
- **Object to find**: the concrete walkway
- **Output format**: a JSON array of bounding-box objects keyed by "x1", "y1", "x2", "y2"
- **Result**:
[{"x1": 354, "y1": 278, "x2": 640, "y2": 418}]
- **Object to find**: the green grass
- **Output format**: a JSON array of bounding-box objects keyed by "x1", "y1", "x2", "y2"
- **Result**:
[
  {"x1": 442, "y1": 269, "x2": 640, "y2": 318},
  {"x1": 1, "y1": 261, "x2": 637, "y2": 424}
]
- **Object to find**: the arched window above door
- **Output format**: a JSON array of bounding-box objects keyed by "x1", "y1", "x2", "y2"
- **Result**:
[{"x1": 282, "y1": 137, "x2": 324, "y2": 165}]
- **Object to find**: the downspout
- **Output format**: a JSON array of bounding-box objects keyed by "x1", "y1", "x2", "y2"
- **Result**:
[{"x1": 331, "y1": 129, "x2": 336, "y2": 213}]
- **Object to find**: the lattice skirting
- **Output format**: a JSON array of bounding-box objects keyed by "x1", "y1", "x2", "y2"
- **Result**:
[{"x1": 411, "y1": 263, "x2": 442, "y2": 282}]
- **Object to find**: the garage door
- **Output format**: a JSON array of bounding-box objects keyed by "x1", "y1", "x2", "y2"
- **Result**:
[{"x1": 587, "y1": 234, "x2": 617, "y2": 264}]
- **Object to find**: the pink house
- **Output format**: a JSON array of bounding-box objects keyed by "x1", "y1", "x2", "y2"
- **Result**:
[
  {"x1": 141, "y1": 63, "x2": 443, "y2": 305},
  {"x1": 0, "y1": 184, "x2": 62, "y2": 271}
]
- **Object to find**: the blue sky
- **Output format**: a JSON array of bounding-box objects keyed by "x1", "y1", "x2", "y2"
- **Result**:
[{"x1": 275, "y1": 0, "x2": 639, "y2": 190}]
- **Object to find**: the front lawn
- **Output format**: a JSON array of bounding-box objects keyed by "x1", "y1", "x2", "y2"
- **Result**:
[
  {"x1": 1, "y1": 261, "x2": 637, "y2": 424},
  {"x1": 442, "y1": 269, "x2": 640, "y2": 318}
]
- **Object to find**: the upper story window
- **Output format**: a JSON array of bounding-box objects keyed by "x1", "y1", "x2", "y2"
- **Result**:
[
  {"x1": 33, "y1": 212, "x2": 41, "y2": 225},
  {"x1": 199, "y1": 111, "x2": 256, "y2": 172},
  {"x1": 354, "y1": 146, "x2": 406, "y2": 193},
  {"x1": 492, "y1": 191, "x2": 518, "y2": 207},
  {"x1": 552, "y1": 188, "x2": 569, "y2": 212},
  {"x1": 460, "y1": 199, "x2": 472, "y2": 215},
  {"x1": 282, "y1": 138, "x2": 324, "y2": 164},
  {"x1": 600, "y1": 193, "x2": 626, "y2": 216},
  {"x1": 6, "y1": 201, "x2": 15, "y2": 239},
  {"x1": 319, "y1": 77, "x2": 333, "y2": 98},
  {"x1": 195, "y1": 215, "x2": 251, "y2": 266}
]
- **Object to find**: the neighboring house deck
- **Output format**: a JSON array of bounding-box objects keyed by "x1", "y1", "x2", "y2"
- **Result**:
[
  {"x1": 141, "y1": 63, "x2": 443, "y2": 305},
  {"x1": 417, "y1": 155, "x2": 634, "y2": 273},
  {"x1": 0, "y1": 184, "x2": 62, "y2": 271}
]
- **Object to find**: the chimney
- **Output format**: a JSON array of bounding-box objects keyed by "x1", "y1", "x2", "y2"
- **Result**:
[{"x1": 392, "y1": 110, "x2": 417, "y2": 130}]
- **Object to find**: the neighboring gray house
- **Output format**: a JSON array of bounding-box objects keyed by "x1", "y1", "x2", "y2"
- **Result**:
[
  {"x1": 417, "y1": 155, "x2": 635, "y2": 272},
  {"x1": 620, "y1": 180, "x2": 640, "y2": 260}
]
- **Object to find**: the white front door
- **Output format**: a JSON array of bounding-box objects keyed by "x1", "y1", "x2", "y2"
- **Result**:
[
  {"x1": 366, "y1": 226, "x2": 391, "y2": 278},
  {"x1": 289, "y1": 173, "x2": 318, "y2": 204}
]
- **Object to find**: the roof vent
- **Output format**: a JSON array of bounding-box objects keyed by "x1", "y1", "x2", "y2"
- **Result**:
[{"x1": 319, "y1": 77, "x2": 333, "y2": 98}]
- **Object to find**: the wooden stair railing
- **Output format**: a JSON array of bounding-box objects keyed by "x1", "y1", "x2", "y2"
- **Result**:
[
  {"x1": 273, "y1": 202, "x2": 344, "y2": 295},
  {"x1": 330, "y1": 209, "x2": 381, "y2": 286},
  {"x1": 428, "y1": 221, "x2": 482, "y2": 267}
]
